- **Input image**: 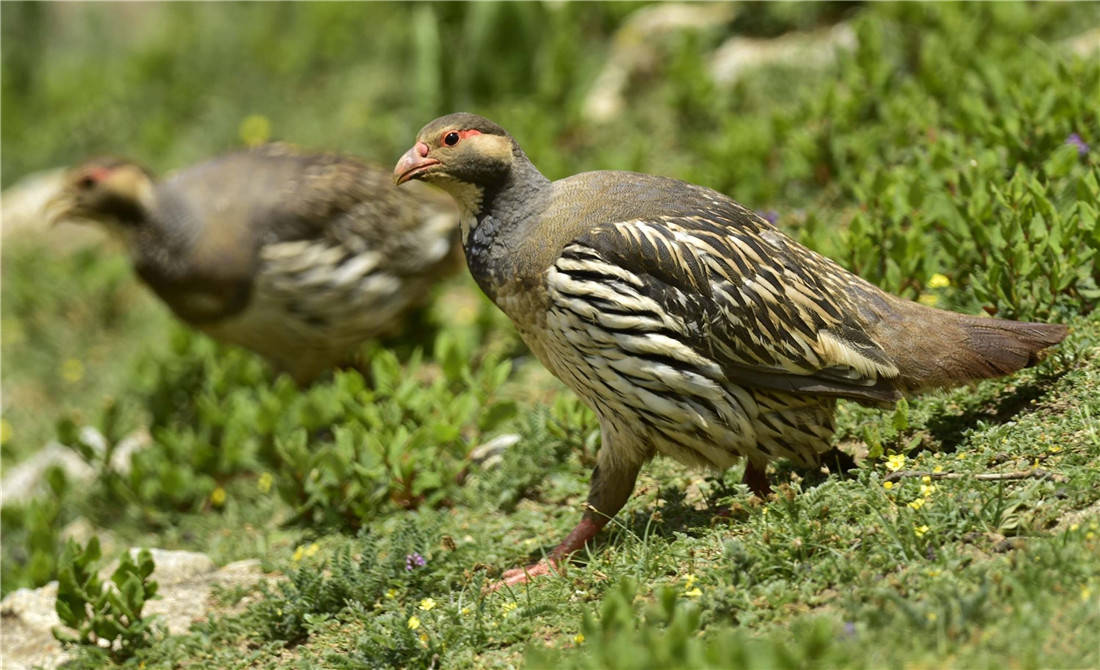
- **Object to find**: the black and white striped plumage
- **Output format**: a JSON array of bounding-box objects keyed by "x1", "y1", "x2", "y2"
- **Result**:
[
  {"x1": 395, "y1": 113, "x2": 1066, "y2": 586},
  {"x1": 51, "y1": 144, "x2": 460, "y2": 383}
]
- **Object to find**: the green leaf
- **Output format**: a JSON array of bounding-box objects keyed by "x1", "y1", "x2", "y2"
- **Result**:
[
  {"x1": 891, "y1": 399, "x2": 909, "y2": 433},
  {"x1": 51, "y1": 625, "x2": 80, "y2": 645}
]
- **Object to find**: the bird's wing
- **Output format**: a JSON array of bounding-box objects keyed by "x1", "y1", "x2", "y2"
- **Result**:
[
  {"x1": 546, "y1": 214, "x2": 903, "y2": 404},
  {"x1": 243, "y1": 145, "x2": 407, "y2": 242},
  {"x1": 162, "y1": 144, "x2": 457, "y2": 268},
  {"x1": 249, "y1": 146, "x2": 459, "y2": 270}
]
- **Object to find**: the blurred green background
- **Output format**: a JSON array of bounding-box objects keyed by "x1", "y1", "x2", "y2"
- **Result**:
[{"x1": 4, "y1": 1, "x2": 879, "y2": 187}]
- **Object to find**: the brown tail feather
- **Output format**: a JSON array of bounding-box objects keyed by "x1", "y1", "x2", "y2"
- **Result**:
[
  {"x1": 876, "y1": 300, "x2": 1068, "y2": 393},
  {"x1": 957, "y1": 318, "x2": 1068, "y2": 377}
]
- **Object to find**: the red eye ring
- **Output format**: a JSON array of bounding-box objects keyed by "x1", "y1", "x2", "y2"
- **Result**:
[{"x1": 441, "y1": 129, "x2": 482, "y2": 147}]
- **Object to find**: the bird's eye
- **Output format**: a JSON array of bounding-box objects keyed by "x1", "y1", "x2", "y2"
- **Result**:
[
  {"x1": 444, "y1": 131, "x2": 460, "y2": 147},
  {"x1": 77, "y1": 176, "x2": 96, "y2": 189}
]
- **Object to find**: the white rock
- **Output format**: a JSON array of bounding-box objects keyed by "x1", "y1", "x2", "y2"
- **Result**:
[
  {"x1": 0, "y1": 443, "x2": 93, "y2": 507},
  {"x1": 583, "y1": 3, "x2": 738, "y2": 122},
  {"x1": 709, "y1": 23, "x2": 857, "y2": 86},
  {"x1": 0, "y1": 431, "x2": 148, "y2": 507},
  {"x1": 0, "y1": 550, "x2": 265, "y2": 670},
  {"x1": 1063, "y1": 26, "x2": 1100, "y2": 56},
  {"x1": 469, "y1": 433, "x2": 522, "y2": 469}
]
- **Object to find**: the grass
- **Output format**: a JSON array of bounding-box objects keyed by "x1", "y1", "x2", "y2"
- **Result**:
[{"x1": 2, "y1": 2, "x2": 1099, "y2": 669}]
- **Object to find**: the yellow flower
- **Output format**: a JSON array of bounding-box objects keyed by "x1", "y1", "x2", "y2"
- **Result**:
[
  {"x1": 258, "y1": 472, "x2": 273, "y2": 493},
  {"x1": 418, "y1": 632, "x2": 429, "y2": 646},
  {"x1": 915, "y1": 525, "x2": 930, "y2": 537},
  {"x1": 918, "y1": 293, "x2": 939, "y2": 306},
  {"x1": 921, "y1": 475, "x2": 931, "y2": 484},
  {"x1": 908, "y1": 497, "x2": 926, "y2": 511},
  {"x1": 684, "y1": 588, "x2": 703, "y2": 598},
  {"x1": 926, "y1": 612, "x2": 938, "y2": 622},
  {"x1": 460, "y1": 606, "x2": 471, "y2": 616},
  {"x1": 419, "y1": 598, "x2": 436, "y2": 611},
  {"x1": 574, "y1": 633, "x2": 585, "y2": 645},
  {"x1": 932, "y1": 465, "x2": 943, "y2": 474},
  {"x1": 1070, "y1": 523, "x2": 1080, "y2": 532},
  {"x1": 886, "y1": 454, "x2": 906, "y2": 472},
  {"x1": 239, "y1": 114, "x2": 271, "y2": 146},
  {"x1": 1082, "y1": 587, "x2": 1093, "y2": 602},
  {"x1": 1049, "y1": 445, "x2": 1062, "y2": 453},
  {"x1": 0, "y1": 419, "x2": 12, "y2": 445},
  {"x1": 385, "y1": 589, "x2": 397, "y2": 599},
  {"x1": 292, "y1": 543, "x2": 319, "y2": 562},
  {"x1": 920, "y1": 484, "x2": 936, "y2": 497},
  {"x1": 407, "y1": 615, "x2": 421, "y2": 630},
  {"x1": 501, "y1": 601, "x2": 518, "y2": 614},
  {"x1": 61, "y1": 358, "x2": 85, "y2": 384},
  {"x1": 210, "y1": 487, "x2": 227, "y2": 507},
  {"x1": 927, "y1": 273, "x2": 951, "y2": 289},
  {"x1": 683, "y1": 574, "x2": 697, "y2": 589},
  {"x1": 883, "y1": 481, "x2": 894, "y2": 490},
  {"x1": 956, "y1": 452, "x2": 966, "y2": 460}
]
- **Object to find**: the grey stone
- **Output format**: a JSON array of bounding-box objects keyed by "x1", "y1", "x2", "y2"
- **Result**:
[
  {"x1": 0, "y1": 550, "x2": 265, "y2": 670},
  {"x1": 0, "y1": 430, "x2": 148, "y2": 507}
]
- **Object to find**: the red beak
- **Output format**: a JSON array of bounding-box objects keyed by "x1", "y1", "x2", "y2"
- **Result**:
[{"x1": 394, "y1": 142, "x2": 439, "y2": 185}]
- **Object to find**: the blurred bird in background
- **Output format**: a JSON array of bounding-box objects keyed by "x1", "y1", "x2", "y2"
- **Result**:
[{"x1": 48, "y1": 144, "x2": 461, "y2": 383}]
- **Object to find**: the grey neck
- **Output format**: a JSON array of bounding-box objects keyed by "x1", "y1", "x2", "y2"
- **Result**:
[
  {"x1": 464, "y1": 147, "x2": 551, "y2": 298},
  {"x1": 476, "y1": 147, "x2": 551, "y2": 224},
  {"x1": 131, "y1": 186, "x2": 202, "y2": 278}
]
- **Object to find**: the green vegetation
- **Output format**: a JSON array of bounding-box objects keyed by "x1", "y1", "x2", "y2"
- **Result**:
[
  {"x1": 52, "y1": 537, "x2": 160, "y2": 664},
  {"x1": 2, "y1": 2, "x2": 1098, "y2": 668}
]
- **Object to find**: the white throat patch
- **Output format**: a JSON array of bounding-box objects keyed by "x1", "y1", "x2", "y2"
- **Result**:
[{"x1": 433, "y1": 177, "x2": 485, "y2": 244}]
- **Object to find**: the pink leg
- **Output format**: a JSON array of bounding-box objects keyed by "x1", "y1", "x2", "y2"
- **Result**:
[
  {"x1": 490, "y1": 457, "x2": 642, "y2": 591},
  {"x1": 492, "y1": 517, "x2": 607, "y2": 590}
]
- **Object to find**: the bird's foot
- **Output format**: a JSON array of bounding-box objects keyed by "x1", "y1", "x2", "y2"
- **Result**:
[
  {"x1": 487, "y1": 516, "x2": 607, "y2": 592},
  {"x1": 488, "y1": 558, "x2": 561, "y2": 591}
]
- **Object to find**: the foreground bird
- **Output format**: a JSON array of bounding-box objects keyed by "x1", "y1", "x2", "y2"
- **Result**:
[
  {"x1": 49, "y1": 144, "x2": 460, "y2": 383},
  {"x1": 394, "y1": 113, "x2": 1068, "y2": 587}
]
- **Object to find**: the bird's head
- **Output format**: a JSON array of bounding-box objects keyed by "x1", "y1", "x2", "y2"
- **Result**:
[
  {"x1": 47, "y1": 158, "x2": 155, "y2": 231},
  {"x1": 394, "y1": 113, "x2": 518, "y2": 218}
]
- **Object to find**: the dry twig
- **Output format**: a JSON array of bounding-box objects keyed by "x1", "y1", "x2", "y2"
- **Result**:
[{"x1": 884, "y1": 468, "x2": 1067, "y2": 484}]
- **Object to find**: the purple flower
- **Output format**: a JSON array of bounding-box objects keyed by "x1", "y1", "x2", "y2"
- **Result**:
[
  {"x1": 1066, "y1": 133, "x2": 1089, "y2": 157},
  {"x1": 757, "y1": 210, "x2": 780, "y2": 225},
  {"x1": 405, "y1": 552, "x2": 427, "y2": 571},
  {"x1": 842, "y1": 621, "x2": 857, "y2": 638}
]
